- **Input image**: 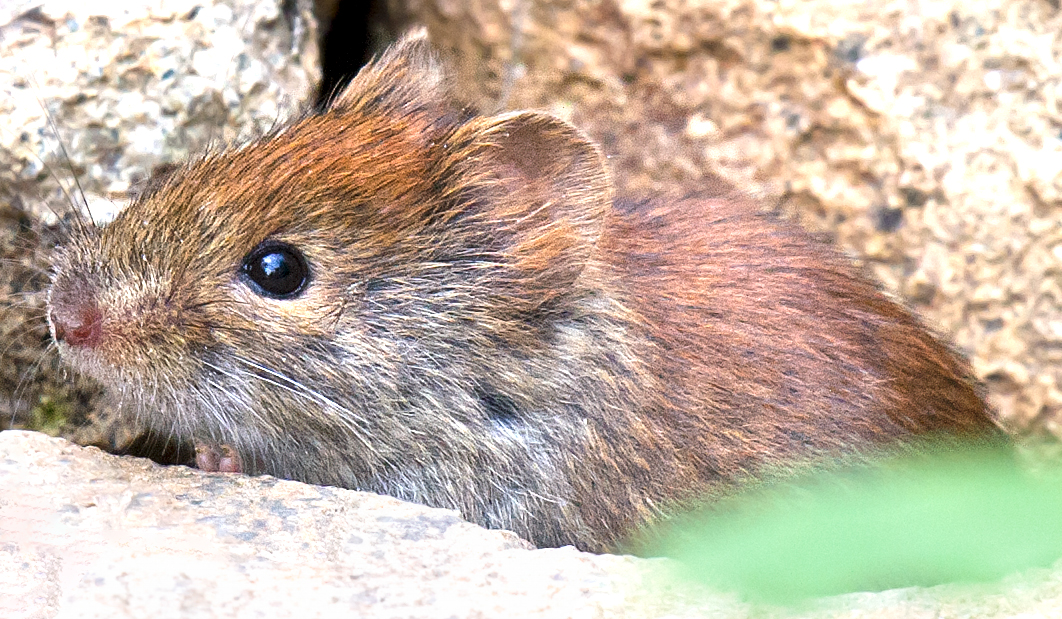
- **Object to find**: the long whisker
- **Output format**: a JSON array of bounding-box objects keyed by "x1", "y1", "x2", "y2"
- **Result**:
[
  {"x1": 0, "y1": 321, "x2": 47, "y2": 360},
  {"x1": 2, "y1": 296, "x2": 48, "y2": 312},
  {"x1": 0, "y1": 139, "x2": 80, "y2": 235},
  {"x1": 226, "y1": 354, "x2": 377, "y2": 456},
  {"x1": 195, "y1": 358, "x2": 291, "y2": 433},
  {"x1": 9, "y1": 340, "x2": 59, "y2": 427},
  {"x1": 187, "y1": 368, "x2": 245, "y2": 442},
  {"x1": 0, "y1": 261, "x2": 51, "y2": 279},
  {"x1": 31, "y1": 78, "x2": 93, "y2": 233},
  {"x1": 194, "y1": 359, "x2": 316, "y2": 475}
]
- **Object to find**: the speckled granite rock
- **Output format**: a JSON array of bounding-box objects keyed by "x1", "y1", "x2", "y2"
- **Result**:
[
  {"x1": 390, "y1": 0, "x2": 1062, "y2": 434},
  {"x1": 6, "y1": 429, "x2": 1062, "y2": 618},
  {"x1": 0, "y1": 0, "x2": 318, "y2": 442},
  {"x1": 0, "y1": 0, "x2": 319, "y2": 222}
]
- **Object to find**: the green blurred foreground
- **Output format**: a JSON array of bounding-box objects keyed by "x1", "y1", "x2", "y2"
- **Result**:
[{"x1": 645, "y1": 442, "x2": 1062, "y2": 605}]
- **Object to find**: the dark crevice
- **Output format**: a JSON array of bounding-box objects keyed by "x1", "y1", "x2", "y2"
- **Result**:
[
  {"x1": 115, "y1": 428, "x2": 197, "y2": 466},
  {"x1": 315, "y1": 0, "x2": 394, "y2": 110}
]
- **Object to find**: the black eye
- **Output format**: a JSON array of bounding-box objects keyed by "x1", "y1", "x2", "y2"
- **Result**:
[{"x1": 240, "y1": 241, "x2": 309, "y2": 298}]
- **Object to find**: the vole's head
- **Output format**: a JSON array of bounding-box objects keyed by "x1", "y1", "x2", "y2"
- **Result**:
[{"x1": 47, "y1": 33, "x2": 613, "y2": 459}]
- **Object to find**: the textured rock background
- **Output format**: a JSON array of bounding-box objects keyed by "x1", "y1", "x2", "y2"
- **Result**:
[
  {"x1": 6, "y1": 429, "x2": 1062, "y2": 617},
  {"x1": 0, "y1": 0, "x2": 319, "y2": 448},
  {"x1": 4, "y1": 0, "x2": 1062, "y2": 613},
  {"x1": 388, "y1": 0, "x2": 1062, "y2": 434},
  {"x1": 1, "y1": 0, "x2": 318, "y2": 220},
  {"x1": 4, "y1": 0, "x2": 1062, "y2": 445}
]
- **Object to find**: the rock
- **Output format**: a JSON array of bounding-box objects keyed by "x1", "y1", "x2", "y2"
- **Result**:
[
  {"x1": 388, "y1": 0, "x2": 1062, "y2": 433},
  {"x1": 0, "y1": 430, "x2": 723, "y2": 618},
  {"x1": 0, "y1": 0, "x2": 319, "y2": 445},
  {"x1": 0, "y1": 0, "x2": 319, "y2": 223},
  {"x1": 6, "y1": 429, "x2": 1062, "y2": 618}
]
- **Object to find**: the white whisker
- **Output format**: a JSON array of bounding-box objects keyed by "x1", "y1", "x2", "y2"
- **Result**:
[{"x1": 211, "y1": 355, "x2": 378, "y2": 457}]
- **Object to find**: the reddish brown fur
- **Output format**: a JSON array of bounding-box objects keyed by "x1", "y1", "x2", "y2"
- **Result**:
[
  {"x1": 565, "y1": 192, "x2": 998, "y2": 541},
  {"x1": 48, "y1": 33, "x2": 1000, "y2": 552}
]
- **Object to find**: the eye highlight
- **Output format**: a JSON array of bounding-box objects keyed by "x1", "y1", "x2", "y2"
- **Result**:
[{"x1": 240, "y1": 241, "x2": 309, "y2": 298}]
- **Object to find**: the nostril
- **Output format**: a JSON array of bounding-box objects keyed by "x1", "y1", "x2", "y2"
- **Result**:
[{"x1": 50, "y1": 302, "x2": 104, "y2": 349}]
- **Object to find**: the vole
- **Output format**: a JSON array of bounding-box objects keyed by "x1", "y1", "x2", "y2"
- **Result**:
[{"x1": 46, "y1": 33, "x2": 1001, "y2": 552}]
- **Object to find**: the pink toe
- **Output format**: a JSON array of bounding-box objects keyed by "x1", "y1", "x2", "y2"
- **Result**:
[{"x1": 217, "y1": 445, "x2": 243, "y2": 473}]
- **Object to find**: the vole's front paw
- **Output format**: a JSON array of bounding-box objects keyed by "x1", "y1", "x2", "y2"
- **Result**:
[{"x1": 194, "y1": 442, "x2": 243, "y2": 473}]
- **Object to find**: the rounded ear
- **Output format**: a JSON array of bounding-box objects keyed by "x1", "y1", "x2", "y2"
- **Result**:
[{"x1": 444, "y1": 111, "x2": 613, "y2": 296}]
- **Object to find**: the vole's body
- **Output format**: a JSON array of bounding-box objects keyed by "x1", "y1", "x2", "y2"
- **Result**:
[{"x1": 48, "y1": 35, "x2": 999, "y2": 551}]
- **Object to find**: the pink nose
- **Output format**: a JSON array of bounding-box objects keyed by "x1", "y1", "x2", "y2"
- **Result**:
[{"x1": 50, "y1": 302, "x2": 103, "y2": 349}]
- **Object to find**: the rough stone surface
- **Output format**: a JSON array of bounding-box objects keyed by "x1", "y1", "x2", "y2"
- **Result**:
[
  {"x1": 0, "y1": 431, "x2": 720, "y2": 618},
  {"x1": 0, "y1": 0, "x2": 319, "y2": 444},
  {"x1": 0, "y1": 0, "x2": 319, "y2": 222},
  {"x1": 5, "y1": 2, "x2": 1062, "y2": 613},
  {"x1": 390, "y1": 0, "x2": 1062, "y2": 434},
  {"x1": 6, "y1": 429, "x2": 1062, "y2": 618}
]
